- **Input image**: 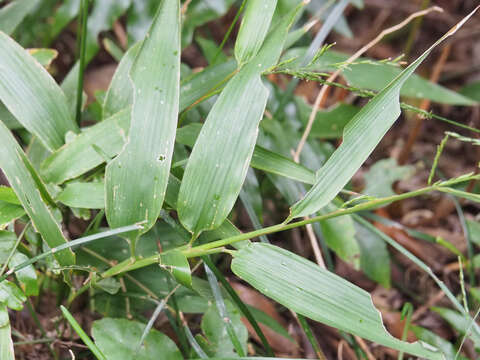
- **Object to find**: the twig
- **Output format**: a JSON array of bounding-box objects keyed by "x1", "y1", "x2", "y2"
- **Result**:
[{"x1": 293, "y1": 5, "x2": 443, "y2": 162}]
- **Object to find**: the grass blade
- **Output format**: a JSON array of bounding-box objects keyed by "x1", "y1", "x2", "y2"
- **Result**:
[
  {"x1": 231, "y1": 243, "x2": 444, "y2": 359},
  {"x1": 0, "y1": 32, "x2": 78, "y2": 151},
  {"x1": 178, "y1": 5, "x2": 302, "y2": 238},
  {"x1": 0, "y1": 0, "x2": 38, "y2": 35},
  {"x1": 234, "y1": 0, "x2": 277, "y2": 65},
  {"x1": 60, "y1": 305, "x2": 107, "y2": 360},
  {"x1": 288, "y1": 8, "x2": 478, "y2": 220},
  {"x1": 0, "y1": 121, "x2": 74, "y2": 266},
  {"x1": 105, "y1": 0, "x2": 181, "y2": 245},
  {"x1": 0, "y1": 304, "x2": 14, "y2": 360}
]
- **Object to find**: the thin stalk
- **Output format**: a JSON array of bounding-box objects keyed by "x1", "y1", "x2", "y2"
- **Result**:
[
  {"x1": 75, "y1": 0, "x2": 89, "y2": 126},
  {"x1": 101, "y1": 176, "x2": 480, "y2": 277},
  {"x1": 25, "y1": 297, "x2": 58, "y2": 360},
  {"x1": 397, "y1": 303, "x2": 413, "y2": 360},
  {"x1": 202, "y1": 255, "x2": 274, "y2": 356},
  {"x1": 297, "y1": 314, "x2": 328, "y2": 360},
  {"x1": 212, "y1": 0, "x2": 247, "y2": 64},
  {"x1": 60, "y1": 305, "x2": 106, "y2": 360}
]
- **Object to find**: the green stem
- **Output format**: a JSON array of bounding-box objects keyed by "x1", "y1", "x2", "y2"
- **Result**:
[
  {"x1": 75, "y1": 0, "x2": 89, "y2": 126},
  {"x1": 297, "y1": 314, "x2": 328, "y2": 360},
  {"x1": 60, "y1": 305, "x2": 106, "y2": 360}
]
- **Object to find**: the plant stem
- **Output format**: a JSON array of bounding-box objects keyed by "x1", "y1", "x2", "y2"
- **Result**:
[{"x1": 75, "y1": 0, "x2": 89, "y2": 126}]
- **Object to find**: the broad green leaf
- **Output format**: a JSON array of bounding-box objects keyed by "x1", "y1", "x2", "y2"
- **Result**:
[
  {"x1": 363, "y1": 159, "x2": 415, "y2": 198},
  {"x1": 9, "y1": 252, "x2": 38, "y2": 297},
  {"x1": 319, "y1": 203, "x2": 359, "y2": 269},
  {"x1": 231, "y1": 243, "x2": 443, "y2": 359},
  {"x1": 0, "y1": 280, "x2": 26, "y2": 311},
  {"x1": 411, "y1": 326, "x2": 457, "y2": 360},
  {"x1": 27, "y1": 48, "x2": 58, "y2": 68},
  {"x1": 0, "y1": 304, "x2": 14, "y2": 360},
  {"x1": 431, "y1": 307, "x2": 480, "y2": 350},
  {"x1": 92, "y1": 318, "x2": 182, "y2": 360},
  {"x1": 295, "y1": 98, "x2": 359, "y2": 139},
  {"x1": 105, "y1": 0, "x2": 181, "y2": 239},
  {"x1": 0, "y1": 0, "x2": 38, "y2": 35},
  {"x1": 103, "y1": 42, "x2": 141, "y2": 119},
  {"x1": 0, "y1": 121, "x2": 74, "y2": 266},
  {"x1": 178, "y1": 5, "x2": 302, "y2": 237},
  {"x1": 0, "y1": 202, "x2": 25, "y2": 230},
  {"x1": 288, "y1": 13, "x2": 476, "y2": 220},
  {"x1": 354, "y1": 221, "x2": 391, "y2": 288},
  {"x1": 41, "y1": 108, "x2": 130, "y2": 184},
  {"x1": 0, "y1": 32, "x2": 78, "y2": 151},
  {"x1": 0, "y1": 231, "x2": 15, "y2": 265},
  {"x1": 0, "y1": 187, "x2": 20, "y2": 205},
  {"x1": 235, "y1": 0, "x2": 278, "y2": 64},
  {"x1": 159, "y1": 250, "x2": 191, "y2": 288},
  {"x1": 201, "y1": 300, "x2": 248, "y2": 357},
  {"x1": 57, "y1": 182, "x2": 105, "y2": 209}
]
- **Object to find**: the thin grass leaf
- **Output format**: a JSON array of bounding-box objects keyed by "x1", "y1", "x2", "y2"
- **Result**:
[
  {"x1": 288, "y1": 9, "x2": 478, "y2": 220},
  {"x1": 178, "y1": 5, "x2": 302, "y2": 238},
  {"x1": 234, "y1": 0, "x2": 277, "y2": 65},
  {"x1": 231, "y1": 243, "x2": 444, "y2": 359},
  {"x1": 60, "y1": 305, "x2": 107, "y2": 360},
  {"x1": 0, "y1": 32, "x2": 78, "y2": 151},
  {"x1": 105, "y1": 0, "x2": 181, "y2": 244},
  {"x1": 0, "y1": 121, "x2": 74, "y2": 266}
]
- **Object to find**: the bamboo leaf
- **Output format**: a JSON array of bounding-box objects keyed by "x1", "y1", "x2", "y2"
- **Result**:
[
  {"x1": 159, "y1": 250, "x2": 191, "y2": 288},
  {"x1": 288, "y1": 10, "x2": 478, "y2": 220},
  {"x1": 92, "y1": 318, "x2": 182, "y2": 360},
  {"x1": 234, "y1": 0, "x2": 278, "y2": 65},
  {"x1": 0, "y1": 203, "x2": 25, "y2": 230},
  {"x1": 0, "y1": 304, "x2": 14, "y2": 360},
  {"x1": 57, "y1": 182, "x2": 105, "y2": 209},
  {"x1": 231, "y1": 243, "x2": 443, "y2": 359},
  {"x1": 0, "y1": 32, "x2": 78, "y2": 151},
  {"x1": 178, "y1": 5, "x2": 302, "y2": 237},
  {"x1": 0, "y1": 121, "x2": 75, "y2": 266},
  {"x1": 9, "y1": 252, "x2": 38, "y2": 297},
  {"x1": 105, "y1": 0, "x2": 181, "y2": 241}
]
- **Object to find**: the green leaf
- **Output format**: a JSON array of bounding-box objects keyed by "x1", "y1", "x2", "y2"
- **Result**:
[
  {"x1": 231, "y1": 243, "x2": 443, "y2": 359},
  {"x1": 41, "y1": 108, "x2": 130, "y2": 184},
  {"x1": 411, "y1": 326, "x2": 457, "y2": 360},
  {"x1": 437, "y1": 187, "x2": 480, "y2": 203},
  {"x1": 0, "y1": 121, "x2": 75, "y2": 266},
  {"x1": 0, "y1": 304, "x2": 14, "y2": 360},
  {"x1": 0, "y1": 202, "x2": 25, "y2": 230},
  {"x1": 460, "y1": 81, "x2": 480, "y2": 102},
  {"x1": 57, "y1": 182, "x2": 105, "y2": 209},
  {"x1": 288, "y1": 14, "x2": 475, "y2": 220},
  {"x1": 178, "y1": 5, "x2": 301, "y2": 237},
  {"x1": 296, "y1": 98, "x2": 359, "y2": 139},
  {"x1": 92, "y1": 318, "x2": 182, "y2": 360},
  {"x1": 49, "y1": 0, "x2": 80, "y2": 41},
  {"x1": 201, "y1": 300, "x2": 248, "y2": 357},
  {"x1": 9, "y1": 252, "x2": 38, "y2": 297},
  {"x1": 0, "y1": 231, "x2": 15, "y2": 265},
  {"x1": 105, "y1": 0, "x2": 181, "y2": 241},
  {"x1": 27, "y1": 48, "x2": 58, "y2": 68},
  {"x1": 235, "y1": 0, "x2": 278, "y2": 64},
  {"x1": 0, "y1": 187, "x2": 20, "y2": 205},
  {"x1": 159, "y1": 250, "x2": 191, "y2": 288},
  {"x1": 0, "y1": 0, "x2": 38, "y2": 35},
  {"x1": 103, "y1": 42, "x2": 141, "y2": 119},
  {"x1": 0, "y1": 280, "x2": 26, "y2": 311},
  {"x1": 363, "y1": 159, "x2": 415, "y2": 198},
  {"x1": 354, "y1": 221, "x2": 391, "y2": 288},
  {"x1": 0, "y1": 32, "x2": 78, "y2": 151},
  {"x1": 466, "y1": 219, "x2": 480, "y2": 246}
]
